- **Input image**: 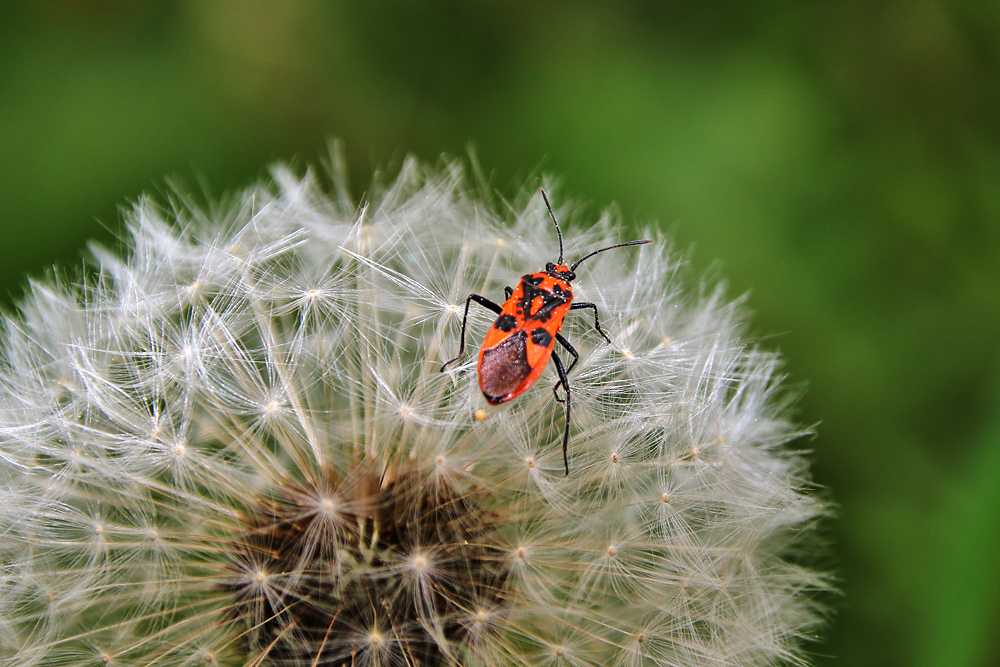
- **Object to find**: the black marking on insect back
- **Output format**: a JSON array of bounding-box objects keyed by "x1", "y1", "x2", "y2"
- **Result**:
[
  {"x1": 518, "y1": 279, "x2": 542, "y2": 313},
  {"x1": 493, "y1": 314, "x2": 517, "y2": 332},
  {"x1": 531, "y1": 327, "x2": 553, "y2": 347},
  {"x1": 519, "y1": 280, "x2": 569, "y2": 322},
  {"x1": 533, "y1": 293, "x2": 568, "y2": 322},
  {"x1": 480, "y1": 330, "x2": 530, "y2": 403},
  {"x1": 524, "y1": 274, "x2": 545, "y2": 286}
]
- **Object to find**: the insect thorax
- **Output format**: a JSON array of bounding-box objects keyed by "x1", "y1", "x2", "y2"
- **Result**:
[{"x1": 517, "y1": 274, "x2": 571, "y2": 323}]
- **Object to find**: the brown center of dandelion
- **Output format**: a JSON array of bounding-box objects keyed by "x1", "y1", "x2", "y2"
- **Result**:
[{"x1": 225, "y1": 464, "x2": 509, "y2": 666}]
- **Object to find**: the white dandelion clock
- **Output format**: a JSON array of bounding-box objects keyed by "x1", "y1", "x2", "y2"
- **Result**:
[{"x1": 0, "y1": 154, "x2": 831, "y2": 666}]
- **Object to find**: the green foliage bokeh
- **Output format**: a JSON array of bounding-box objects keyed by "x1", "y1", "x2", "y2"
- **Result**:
[{"x1": 2, "y1": 2, "x2": 998, "y2": 665}]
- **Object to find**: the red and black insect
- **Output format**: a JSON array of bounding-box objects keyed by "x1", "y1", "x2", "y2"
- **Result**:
[{"x1": 441, "y1": 189, "x2": 650, "y2": 474}]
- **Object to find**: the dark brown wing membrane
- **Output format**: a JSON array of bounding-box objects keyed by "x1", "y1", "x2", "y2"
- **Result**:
[{"x1": 479, "y1": 330, "x2": 530, "y2": 404}]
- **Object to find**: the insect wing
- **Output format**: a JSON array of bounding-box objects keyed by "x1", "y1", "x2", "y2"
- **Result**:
[{"x1": 479, "y1": 329, "x2": 531, "y2": 403}]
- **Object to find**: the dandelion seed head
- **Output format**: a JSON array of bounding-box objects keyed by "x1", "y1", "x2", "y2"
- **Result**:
[
  {"x1": 316, "y1": 495, "x2": 339, "y2": 516},
  {"x1": 0, "y1": 154, "x2": 831, "y2": 666}
]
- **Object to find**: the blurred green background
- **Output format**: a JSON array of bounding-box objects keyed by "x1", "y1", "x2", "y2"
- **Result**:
[{"x1": 2, "y1": 2, "x2": 999, "y2": 665}]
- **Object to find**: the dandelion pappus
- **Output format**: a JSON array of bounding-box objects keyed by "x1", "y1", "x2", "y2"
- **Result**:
[{"x1": 441, "y1": 189, "x2": 650, "y2": 475}]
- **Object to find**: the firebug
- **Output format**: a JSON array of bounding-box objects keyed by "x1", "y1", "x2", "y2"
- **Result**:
[{"x1": 441, "y1": 189, "x2": 650, "y2": 474}]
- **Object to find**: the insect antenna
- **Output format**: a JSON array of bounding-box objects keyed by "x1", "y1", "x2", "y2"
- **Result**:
[
  {"x1": 570, "y1": 239, "x2": 651, "y2": 272},
  {"x1": 539, "y1": 188, "x2": 565, "y2": 265}
]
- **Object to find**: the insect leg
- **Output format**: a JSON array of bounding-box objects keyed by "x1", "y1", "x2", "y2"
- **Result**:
[
  {"x1": 552, "y1": 333, "x2": 578, "y2": 402},
  {"x1": 504, "y1": 285, "x2": 514, "y2": 300},
  {"x1": 551, "y1": 350, "x2": 572, "y2": 475},
  {"x1": 570, "y1": 301, "x2": 611, "y2": 344},
  {"x1": 440, "y1": 293, "x2": 503, "y2": 371}
]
